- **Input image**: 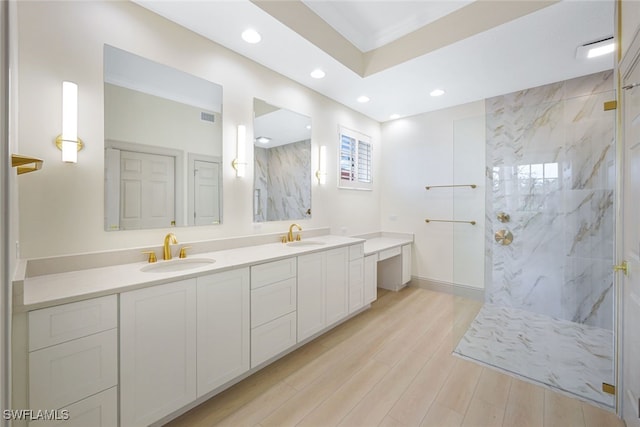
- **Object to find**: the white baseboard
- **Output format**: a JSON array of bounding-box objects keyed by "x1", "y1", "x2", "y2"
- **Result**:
[{"x1": 409, "y1": 277, "x2": 484, "y2": 301}]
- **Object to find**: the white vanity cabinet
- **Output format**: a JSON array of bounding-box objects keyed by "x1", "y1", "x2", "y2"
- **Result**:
[
  {"x1": 27, "y1": 295, "x2": 118, "y2": 427},
  {"x1": 364, "y1": 254, "x2": 378, "y2": 304},
  {"x1": 120, "y1": 279, "x2": 197, "y2": 427},
  {"x1": 402, "y1": 244, "x2": 412, "y2": 284},
  {"x1": 298, "y1": 247, "x2": 348, "y2": 342},
  {"x1": 348, "y1": 244, "x2": 365, "y2": 314},
  {"x1": 297, "y1": 252, "x2": 325, "y2": 340},
  {"x1": 250, "y1": 258, "x2": 298, "y2": 367},
  {"x1": 197, "y1": 268, "x2": 250, "y2": 397}
]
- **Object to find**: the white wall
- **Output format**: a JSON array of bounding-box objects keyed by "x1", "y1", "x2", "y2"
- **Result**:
[
  {"x1": 104, "y1": 83, "x2": 222, "y2": 157},
  {"x1": 380, "y1": 101, "x2": 486, "y2": 289},
  {"x1": 622, "y1": 1, "x2": 640, "y2": 58},
  {"x1": 14, "y1": 1, "x2": 381, "y2": 259}
]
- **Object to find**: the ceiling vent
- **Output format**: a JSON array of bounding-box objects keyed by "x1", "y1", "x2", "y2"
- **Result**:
[{"x1": 200, "y1": 112, "x2": 215, "y2": 123}]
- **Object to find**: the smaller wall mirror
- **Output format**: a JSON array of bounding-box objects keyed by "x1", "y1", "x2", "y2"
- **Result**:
[
  {"x1": 104, "y1": 45, "x2": 223, "y2": 231},
  {"x1": 253, "y1": 99, "x2": 312, "y2": 222}
]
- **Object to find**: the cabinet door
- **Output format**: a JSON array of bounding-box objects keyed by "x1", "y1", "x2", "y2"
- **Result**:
[
  {"x1": 29, "y1": 329, "x2": 117, "y2": 411},
  {"x1": 364, "y1": 254, "x2": 378, "y2": 304},
  {"x1": 120, "y1": 279, "x2": 197, "y2": 427},
  {"x1": 325, "y1": 247, "x2": 348, "y2": 325},
  {"x1": 251, "y1": 277, "x2": 297, "y2": 328},
  {"x1": 348, "y1": 258, "x2": 365, "y2": 314},
  {"x1": 297, "y1": 252, "x2": 325, "y2": 342},
  {"x1": 251, "y1": 312, "x2": 297, "y2": 368},
  {"x1": 197, "y1": 268, "x2": 250, "y2": 398},
  {"x1": 402, "y1": 245, "x2": 412, "y2": 284},
  {"x1": 29, "y1": 387, "x2": 118, "y2": 427}
]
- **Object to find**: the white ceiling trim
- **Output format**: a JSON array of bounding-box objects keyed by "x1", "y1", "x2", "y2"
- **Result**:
[{"x1": 133, "y1": 0, "x2": 615, "y2": 122}]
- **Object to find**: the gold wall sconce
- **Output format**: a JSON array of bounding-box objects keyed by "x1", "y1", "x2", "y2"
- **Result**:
[
  {"x1": 315, "y1": 145, "x2": 327, "y2": 185},
  {"x1": 231, "y1": 124, "x2": 247, "y2": 177},
  {"x1": 55, "y1": 81, "x2": 84, "y2": 163}
]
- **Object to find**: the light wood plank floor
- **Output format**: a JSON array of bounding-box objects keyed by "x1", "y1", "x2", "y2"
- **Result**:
[{"x1": 166, "y1": 287, "x2": 623, "y2": 427}]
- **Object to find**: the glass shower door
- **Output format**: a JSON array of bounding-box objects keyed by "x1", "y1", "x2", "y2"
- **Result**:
[{"x1": 453, "y1": 71, "x2": 616, "y2": 408}]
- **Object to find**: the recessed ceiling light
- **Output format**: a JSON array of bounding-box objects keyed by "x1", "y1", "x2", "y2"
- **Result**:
[
  {"x1": 241, "y1": 29, "x2": 261, "y2": 44},
  {"x1": 306, "y1": 124, "x2": 311, "y2": 130},
  {"x1": 310, "y1": 69, "x2": 325, "y2": 79},
  {"x1": 576, "y1": 37, "x2": 615, "y2": 59},
  {"x1": 256, "y1": 136, "x2": 270, "y2": 144},
  {"x1": 357, "y1": 95, "x2": 370, "y2": 103},
  {"x1": 389, "y1": 114, "x2": 400, "y2": 120},
  {"x1": 430, "y1": 89, "x2": 445, "y2": 97}
]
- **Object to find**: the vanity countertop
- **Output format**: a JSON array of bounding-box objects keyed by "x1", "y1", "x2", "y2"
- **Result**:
[
  {"x1": 363, "y1": 235, "x2": 414, "y2": 256},
  {"x1": 15, "y1": 235, "x2": 364, "y2": 312}
]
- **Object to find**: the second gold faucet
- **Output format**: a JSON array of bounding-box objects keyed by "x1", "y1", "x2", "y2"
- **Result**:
[
  {"x1": 287, "y1": 224, "x2": 302, "y2": 242},
  {"x1": 163, "y1": 233, "x2": 178, "y2": 260}
]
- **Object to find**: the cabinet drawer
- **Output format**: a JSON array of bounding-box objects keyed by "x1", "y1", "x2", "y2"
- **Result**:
[
  {"x1": 378, "y1": 246, "x2": 401, "y2": 261},
  {"x1": 29, "y1": 295, "x2": 117, "y2": 351},
  {"x1": 29, "y1": 329, "x2": 118, "y2": 411},
  {"x1": 251, "y1": 312, "x2": 297, "y2": 368},
  {"x1": 29, "y1": 387, "x2": 118, "y2": 427},
  {"x1": 251, "y1": 278, "x2": 297, "y2": 328},
  {"x1": 349, "y1": 244, "x2": 364, "y2": 261},
  {"x1": 251, "y1": 258, "x2": 296, "y2": 289}
]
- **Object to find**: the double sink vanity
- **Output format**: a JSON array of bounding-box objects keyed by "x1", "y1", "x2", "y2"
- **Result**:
[{"x1": 12, "y1": 229, "x2": 412, "y2": 427}]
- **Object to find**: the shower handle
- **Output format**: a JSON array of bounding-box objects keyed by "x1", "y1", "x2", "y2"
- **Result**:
[
  {"x1": 495, "y1": 229, "x2": 514, "y2": 246},
  {"x1": 497, "y1": 212, "x2": 510, "y2": 223}
]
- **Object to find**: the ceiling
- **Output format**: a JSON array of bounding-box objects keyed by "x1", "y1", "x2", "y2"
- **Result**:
[{"x1": 133, "y1": 0, "x2": 615, "y2": 123}]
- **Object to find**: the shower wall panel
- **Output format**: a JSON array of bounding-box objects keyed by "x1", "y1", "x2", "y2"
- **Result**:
[{"x1": 485, "y1": 71, "x2": 615, "y2": 330}]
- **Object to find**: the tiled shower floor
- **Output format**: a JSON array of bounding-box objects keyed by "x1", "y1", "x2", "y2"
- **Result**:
[{"x1": 454, "y1": 303, "x2": 614, "y2": 407}]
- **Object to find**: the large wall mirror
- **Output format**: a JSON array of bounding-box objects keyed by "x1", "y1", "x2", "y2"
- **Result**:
[
  {"x1": 104, "y1": 45, "x2": 223, "y2": 231},
  {"x1": 253, "y1": 99, "x2": 311, "y2": 222}
]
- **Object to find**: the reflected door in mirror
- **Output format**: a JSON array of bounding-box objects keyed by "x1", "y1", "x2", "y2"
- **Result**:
[
  {"x1": 104, "y1": 45, "x2": 223, "y2": 231},
  {"x1": 120, "y1": 151, "x2": 175, "y2": 230}
]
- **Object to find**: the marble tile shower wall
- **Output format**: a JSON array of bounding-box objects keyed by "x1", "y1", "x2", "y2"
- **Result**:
[
  {"x1": 484, "y1": 71, "x2": 615, "y2": 330},
  {"x1": 253, "y1": 140, "x2": 311, "y2": 222}
]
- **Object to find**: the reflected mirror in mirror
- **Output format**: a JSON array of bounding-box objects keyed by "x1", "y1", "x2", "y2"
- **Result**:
[
  {"x1": 253, "y1": 99, "x2": 311, "y2": 222},
  {"x1": 104, "y1": 45, "x2": 223, "y2": 231}
]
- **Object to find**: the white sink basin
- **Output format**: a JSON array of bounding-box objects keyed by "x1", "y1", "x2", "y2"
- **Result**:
[
  {"x1": 141, "y1": 258, "x2": 216, "y2": 273},
  {"x1": 286, "y1": 240, "x2": 326, "y2": 247}
]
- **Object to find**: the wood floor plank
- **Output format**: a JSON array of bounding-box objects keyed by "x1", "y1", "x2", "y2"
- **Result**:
[
  {"x1": 544, "y1": 389, "x2": 586, "y2": 427},
  {"x1": 215, "y1": 381, "x2": 297, "y2": 427},
  {"x1": 502, "y1": 378, "x2": 545, "y2": 427},
  {"x1": 434, "y1": 358, "x2": 483, "y2": 414},
  {"x1": 473, "y1": 368, "x2": 512, "y2": 408},
  {"x1": 387, "y1": 335, "x2": 457, "y2": 426},
  {"x1": 379, "y1": 415, "x2": 409, "y2": 427},
  {"x1": 582, "y1": 401, "x2": 625, "y2": 427},
  {"x1": 461, "y1": 396, "x2": 505, "y2": 426},
  {"x1": 297, "y1": 359, "x2": 390, "y2": 427},
  {"x1": 337, "y1": 329, "x2": 438, "y2": 427},
  {"x1": 261, "y1": 329, "x2": 392, "y2": 427},
  {"x1": 420, "y1": 402, "x2": 464, "y2": 427}
]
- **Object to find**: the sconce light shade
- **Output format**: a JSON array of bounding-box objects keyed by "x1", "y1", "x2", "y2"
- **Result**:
[
  {"x1": 56, "y1": 81, "x2": 84, "y2": 163},
  {"x1": 232, "y1": 124, "x2": 247, "y2": 177},
  {"x1": 316, "y1": 145, "x2": 327, "y2": 185},
  {"x1": 62, "y1": 81, "x2": 77, "y2": 141}
]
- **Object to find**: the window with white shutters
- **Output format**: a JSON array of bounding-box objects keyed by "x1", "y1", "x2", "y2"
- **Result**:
[{"x1": 338, "y1": 127, "x2": 372, "y2": 190}]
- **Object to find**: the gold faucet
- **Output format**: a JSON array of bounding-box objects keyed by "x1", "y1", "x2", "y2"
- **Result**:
[
  {"x1": 163, "y1": 233, "x2": 178, "y2": 260},
  {"x1": 287, "y1": 224, "x2": 302, "y2": 242}
]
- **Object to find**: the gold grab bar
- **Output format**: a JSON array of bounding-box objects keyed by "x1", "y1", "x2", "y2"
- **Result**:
[
  {"x1": 425, "y1": 219, "x2": 476, "y2": 225},
  {"x1": 425, "y1": 184, "x2": 476, "y2": 190}
]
